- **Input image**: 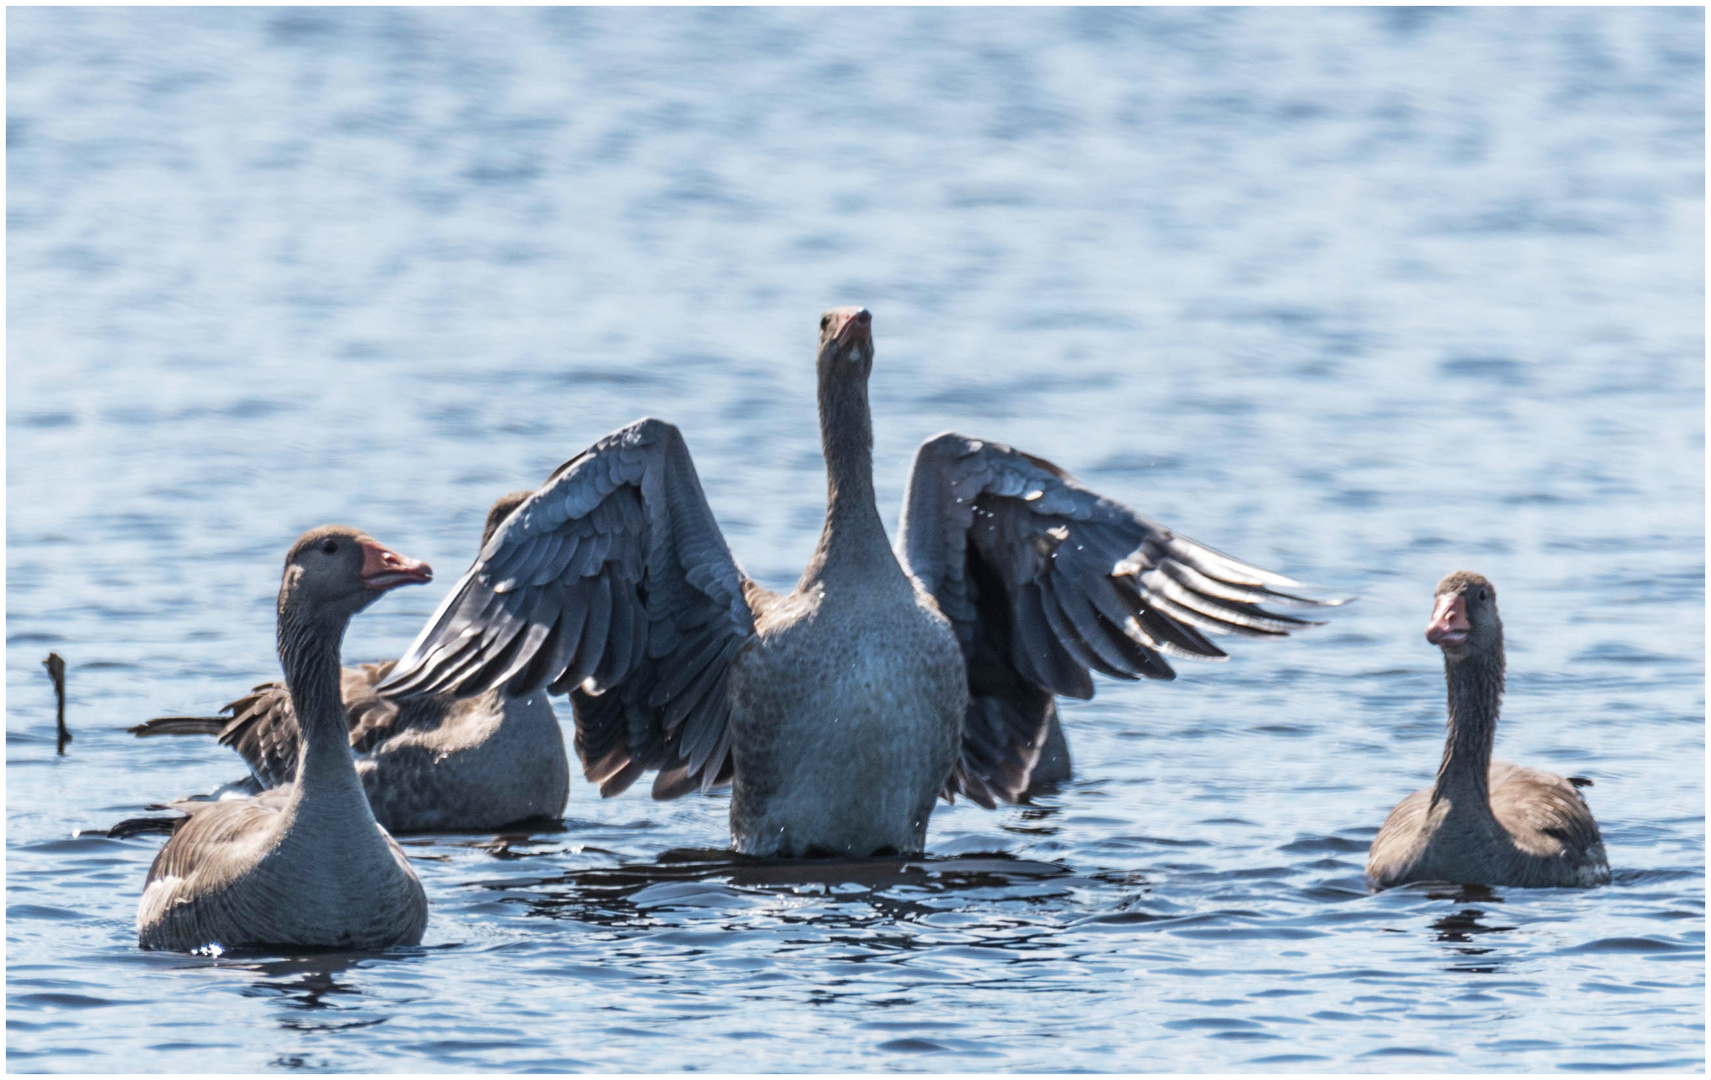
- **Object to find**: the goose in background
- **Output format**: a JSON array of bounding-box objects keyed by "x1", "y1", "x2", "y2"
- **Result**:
[
  {"x1": 380, "y1": 307, "x2": 1335, "y2": 857},
  {"x1": 131, "y1": 493, "x2": 569, "y2": 833},
  {"x1": 1367, "y1": 571, "x2": 1609, "y2": 889},
  {"x1": 137, "y1": 526, "x2": 431, "y2": 951}
]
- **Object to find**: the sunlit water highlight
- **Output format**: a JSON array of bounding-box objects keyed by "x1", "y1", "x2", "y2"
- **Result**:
[{"x1": 7, "y1": 7, "x2": 1703, "y2": 1072}]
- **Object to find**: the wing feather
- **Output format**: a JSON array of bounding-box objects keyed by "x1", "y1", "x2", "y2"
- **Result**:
[
  {"x1": 898, "y1": 431, "x2": 1339, "y2": 805},
  {"x1": 1038, "y1": 575, "x2": 1131, "y2": 681},
  {"x1": 379, "y1": 418, "x2": 756, "y2": 799}
]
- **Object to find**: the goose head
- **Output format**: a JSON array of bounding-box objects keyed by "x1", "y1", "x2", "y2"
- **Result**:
[
  {"x1": 817, "y1": 306, "x2": 874, "y2": 383},
  {"x1": 280, "y1": 525, "x2": 433, "y2": 623},
  {"x1": 1425, "y1": 570, "x2": 1501, "y2": 662}
]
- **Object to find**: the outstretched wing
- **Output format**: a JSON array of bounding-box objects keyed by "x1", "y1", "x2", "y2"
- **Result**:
[
  {"x1": 898, "y1": 432, "x2": 1336, "y2": 808},
  {"x1": 379, "y1": 418, "x2": 756, "y2": 799}
]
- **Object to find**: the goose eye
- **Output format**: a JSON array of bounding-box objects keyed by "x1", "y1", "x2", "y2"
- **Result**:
[
  {"x1": 820, "y1": 315, "x2": 830, "y2": 331},
  {"x1": 321, "y1": 539, "x2": 338, "y2": 555},
  {"x1": 1477, "y1": 587, "x2": 1488, "y2": 601}
]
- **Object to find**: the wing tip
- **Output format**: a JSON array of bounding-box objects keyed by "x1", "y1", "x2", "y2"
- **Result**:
[{"x1": 1276, "y1": 591, "x2": 1354, "y2": 609}]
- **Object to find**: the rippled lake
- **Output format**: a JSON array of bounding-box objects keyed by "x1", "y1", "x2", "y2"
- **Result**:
[{"x1": 7, "y1": 6, "x2": 1704, "y2": 1072}]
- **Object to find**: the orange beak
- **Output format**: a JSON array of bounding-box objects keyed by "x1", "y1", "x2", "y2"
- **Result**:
[
  {"x1": 360, "y1": 541, "x2": 433, "y2": 591},
  {"x1": 1425, "y1": 592, "x2": 1468, "y2": 647}
]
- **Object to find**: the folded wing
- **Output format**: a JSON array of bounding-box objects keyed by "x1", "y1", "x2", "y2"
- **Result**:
[{"x1": 130, "y1": 663, "x2": 419, "y2": 790}]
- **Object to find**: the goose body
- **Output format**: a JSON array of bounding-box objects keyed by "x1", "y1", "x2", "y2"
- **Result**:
[
  {"x1": 729, "y1": 562, "x2": 966, "y2": 857},
  {"x1": 380, "y1": 307, "x2": 1332, "y2": 857},
  {"x1": 138, "y1": 780, "x2": 428, "y2": 952},
  {"x1": 133, "y1": 494, "x2": 570, "y2": 833},
  {"x1": 725, "y1": 310, "x2": 964, "y2": 855},
  {"x1": 1367, "y1": 571, "x2": 1609, "y2": 890},
  {"x1": 137, "y1": 527, "x2": 431, "y2": 952}
]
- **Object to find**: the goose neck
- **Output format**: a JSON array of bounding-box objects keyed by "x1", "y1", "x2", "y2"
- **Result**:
[
  {"x1": 278, "y1": 605, "x2": 367, "y2": 803},
  {"x1": 803, "y1": 365, "x2": 894, "y2": 586},
  {"x1": 1430, "y1": 643, "x2": 1505, "y2": 815}
]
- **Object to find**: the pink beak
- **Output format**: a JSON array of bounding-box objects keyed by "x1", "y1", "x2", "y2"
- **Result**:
[
  {"x1": 1425, "y1": 592, "x2": 1468, "y2": 647},
  {"x1": 832, "y1": 307, "x2": 873, "y2": 348},
  {"x1": 360, "y1": 541, "x2": 433, "y2": 591}
]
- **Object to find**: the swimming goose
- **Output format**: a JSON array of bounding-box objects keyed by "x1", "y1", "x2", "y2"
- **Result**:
[
  {"x1": 131, "y1": 493, "x2": 569, "y2": 833},
  {"x1": 137, "y1": 526, "x2": 431, "y2": 951},
  {"x1": 1366, "y1": 572, "x2": 1609, "y2": 889},
  {"x1": 380, "y1": 307, "x2": 1331, "y2": 857}
]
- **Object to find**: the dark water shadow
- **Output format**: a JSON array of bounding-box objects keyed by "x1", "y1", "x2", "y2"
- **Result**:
[
  {"x1": 214, "y1": 950, "x2": 438, "y2": 1032},
  {"x1": 1430, "y1": 907, "x2": 1516, "y2": 951},
  {"x1": 240, "y1": 955, "x2": 372, "y2": 1011},
  {"x1": 1384, "y1": 881, "x2": 1507, "y2": 905},
  {"x1": 480, "y1": 848, "x2": 1094, "y2": 929},
  {"x1": 393, "y1": 813, "x2": 574, "y2": 843}
]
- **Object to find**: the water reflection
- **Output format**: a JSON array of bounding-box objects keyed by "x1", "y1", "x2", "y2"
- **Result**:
[
  {"x1": 455, "y1": 820, "x2": 593, "y2": 862},
  {"x1": 5, "y1": 5, "x2": 1702, "y2": 1071},
  {"x1": 239, "y1": 956, "x2": 368, "y2": 1012},
  {"x1": 1429, "y1": 907, "x2": 1516, "y2": 950},
  {"x1": 999, "y1": 805, "x2": 1063, "y2": 838},
  {"x1": 1422, "y1": 883, "x2": 1504, "y2": 905},
  {"x1": 499, "y1": 849, "x2": 1086, "y2": 930},
  {"x1": 1428, "y1": 904, "x2": 1518, "y2": 975}
]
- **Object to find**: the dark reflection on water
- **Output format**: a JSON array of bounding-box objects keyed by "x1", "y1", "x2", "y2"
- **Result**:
[
  {"x1": 8, "y1": 4, "x2": 1704, "y2": 1073},
  {"x1": 242, "y1": 958, "x2": 374, "y2": 1014},
  {"x1": 1430, "y1": 906, "x2": 1514, "y2": 945},
  {"x1": 507, "y1": 849, "x2": 1090, "y2": 928}
]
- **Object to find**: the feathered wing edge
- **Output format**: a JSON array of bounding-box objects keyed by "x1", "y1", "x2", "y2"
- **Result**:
[
  {"x1": 377, "y1": 418, "x2": 756, "y2": 800},
  {"x1": 900, "y1": 432, "x2": 1343, "y2": 808}
]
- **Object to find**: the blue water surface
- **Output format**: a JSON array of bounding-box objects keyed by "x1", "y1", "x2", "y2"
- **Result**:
[{"x1": 7, "y1": 7, "x2": 1704, "y2": 1072}]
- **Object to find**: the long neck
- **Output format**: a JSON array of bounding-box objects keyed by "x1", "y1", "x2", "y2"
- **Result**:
[
  {"x1": 801, "y1": 366, "x2": 897, "y2": 588},
  {"x1": 277, "y1": 600, "x2": 369, "y2": 810},
  {"x1": 1430, "y1": 640, "x2": 1505, "y2": 814}
]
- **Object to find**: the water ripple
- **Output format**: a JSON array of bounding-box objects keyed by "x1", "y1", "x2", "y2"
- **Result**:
[{"x1": 7, "y1": 5, "x2": 1703, "y2": 1072}]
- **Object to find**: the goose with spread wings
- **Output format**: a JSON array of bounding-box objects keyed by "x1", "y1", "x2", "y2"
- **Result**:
[{"x1": 381, "y1": 307, "x2": 1334, "y2": 857}]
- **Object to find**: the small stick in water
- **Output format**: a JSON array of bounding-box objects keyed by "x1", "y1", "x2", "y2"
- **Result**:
[{"x1": 43, "y1": 652, "x2": 69, "y2": 754}]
